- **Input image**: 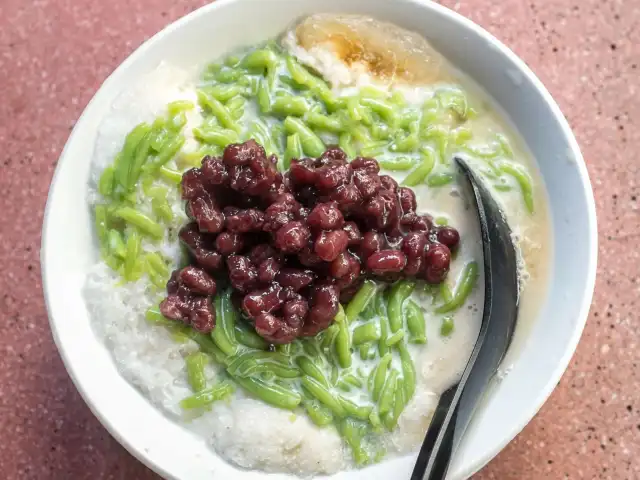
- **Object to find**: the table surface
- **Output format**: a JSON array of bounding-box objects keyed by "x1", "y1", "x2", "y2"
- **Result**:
[{"x1": 1, "y1": 0, "x2": 637, "y2": 478}]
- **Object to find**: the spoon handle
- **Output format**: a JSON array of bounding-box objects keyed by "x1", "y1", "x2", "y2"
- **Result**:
[
  {"x1": 410, "y1": 384, "x2": 460, "y2": 480},
  {"x1": 410, "y1": 310, "x2": 493, "y2": 480}
]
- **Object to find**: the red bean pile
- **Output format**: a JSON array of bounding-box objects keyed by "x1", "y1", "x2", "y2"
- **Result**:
[{"x1": 159, "y1": 140, "x2": 460, "y2": 344}]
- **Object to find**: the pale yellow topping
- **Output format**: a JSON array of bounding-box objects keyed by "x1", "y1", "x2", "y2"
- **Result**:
[{"x1": 295, "y1": 14, "x2": 454, "y2": 85}]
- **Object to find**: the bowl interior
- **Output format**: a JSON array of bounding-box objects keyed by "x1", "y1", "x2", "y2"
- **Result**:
[{"x1": 41, "y1": 0, "x2": 597, "y2": 479}]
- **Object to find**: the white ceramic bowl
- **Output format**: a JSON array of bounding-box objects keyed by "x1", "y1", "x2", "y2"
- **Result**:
[{"x1": 41, "y1": 0, "x2": 598, "y2": 478}]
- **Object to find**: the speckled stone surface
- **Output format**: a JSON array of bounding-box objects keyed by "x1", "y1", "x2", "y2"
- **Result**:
[{"x1": 0, "y1": 0, "x2": 637, "y2": 478}]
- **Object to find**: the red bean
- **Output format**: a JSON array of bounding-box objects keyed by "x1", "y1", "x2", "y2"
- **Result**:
[
  {"x1": 178, "y1": 224, "x2": 223, "y2": 272},
  {"x1": 201, "y1": 156, "x2": 229, "y2": 185},
  {"x1": 331, "y1": 252, "x2": 361, "y2": 288},
  {"x1": 436, "y1": 226, "x2": 461, "y2": 250},
  {"x1": 187, "y1": 296, "x2": 217, "y2": 333},
  {"x1": 196, "y1": 250, "x2": 223, "y2": 272},
  {"x1": 289, "y1": 158, "x2": 318, "y2": 185},
  {"x1": 337, "y1": 268, "x2": 361, "y2": 290},
  {"x1": 329, "y1": 184, "x2": 363, "y2": 212},
  {"x1": 275, "y1": 221, "x2": 311, "y2": 253},
  {"x1": 257, "y1": 258, "x2": 281, "y2": 284},
  {"x1": 330, "y1": 252, "x2": 353, "y2": 278},
  {"x1": 276, "y1": 268, "x2": 315, "y2": 291},
  {"x1": 261, "y1": 173, "x2": 293, "y2": 204},
  {"x1": 178, "y1": 222, "x2": 203, "y2": 249},
  {"x1": 188, "y1": 195, "x2": 224, "y2": 233},
  {"x1": 315, "y1": 164, "x2": 352, "y2": 190},
  {"x1": 226, "y1": 255, "x2": 258, "y2": 293},
  {"x1": 423, "y1": 243, "x2": 451, "y2": 284},
  {"x1": 282, "y1": 298, "x2": 309, "y2": 328},
  {"x1": 342, "y1": 221, "x2": 363, "y2": 246},
  {"x1": 159, "y1": 294, "x2": 185, "y2": 321},
  {"x1": 304, "y1": 284, "x2": 340, "y2": 336},
  {"x1": 254, "y1": 312, "x2": 301, "y2": 344},
  {"x1": 242, "y1": 284, "x2": 283, "y2": 318},
  {"x1": 226, "y1": 143, "x2": 277, "y2": 196},
  {"x1": 314, "y1": 230, "x2": 349, "y2": 262},
  {"x1": 248, "y1": 244, "x2": 277, "y2": 266},
  {"x1": 318, "y1": 147, "x2": 348, "y2": 166},
  {"x1": 264, "y1": 199, "x2": 299, "y2": 232},
  {"x1": 177, "y1": 266, "x2": 217, "y2": 296},
  {"x1": 351, "y1": 157, "x2": 380, "y2": 174},
  {"x1": 415, "y1": 214, "x2": 434, "y2": 232},
  {"x1": 425, "y1": 243, "x2": 451, "y2": 269},
  {"x1": 399, "y1": 212, "x2": 417, "y2": 231},
  {"x1": 366, "y1": 250, "x2": 407, "y2": 275},
  {"x1": 400, "y1": 213, "x2": 433, "y2": 232},
  {"x1": 159, "y1": 291, "x2": 215, "y2": 333},
  {"x1": 215, "y1": 232, "x2": 244, "y2": 255},
  {"x1": 360, "y1": 231, "x2": 385, "y2": 261},
  {"x1": 223, "y1": 139, "x2": 264, "y2": 166},
  {"x1": 380, "y1": 174, "x2": 398, "y2": 193},
  {"x1": 402, "y1": 231, "x2": 427, "y2": 258},
  {"x1": 398, "y1": 187, "x2": 417, "y2": 213},
  {"x1": 354, "y1": 170, "x2": 382, "y2": 199},
  {"x1": 307, "y1": 202, "x2": 345, "y2": 230},
  {"x1": 181, "y1": 168, "x2": 208, "y2": 200},
  {"x1": 402, "y1": 232, "x2": 427, "y2": 276},
  {"x1": 227, "y1": 164, "x2": 252, "y2": 192},
  {"x1": 225, "y1": 208, "x2": 265, "y2": 232},
  {"x1": 364, "y1": 190, "x2": 401, "y2": 231}
]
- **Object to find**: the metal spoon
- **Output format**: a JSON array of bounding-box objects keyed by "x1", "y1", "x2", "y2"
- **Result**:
[{"x1": 410, "y1": 156, "x2": 520, "y2": 480}]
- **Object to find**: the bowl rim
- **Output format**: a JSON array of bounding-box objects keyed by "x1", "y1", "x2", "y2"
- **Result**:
[{"x1": 41, "y1": 0, "x2": 598, "y2": 478}]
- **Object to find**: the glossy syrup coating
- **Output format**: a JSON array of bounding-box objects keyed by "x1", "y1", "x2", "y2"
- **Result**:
[{"x1": 161, "y1": 141, "x2": 459, "y2": 343}]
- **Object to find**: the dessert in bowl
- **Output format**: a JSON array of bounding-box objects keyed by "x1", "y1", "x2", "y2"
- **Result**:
[{"x1": 41, "y1": 1, "x2": 597, "y2": 479}]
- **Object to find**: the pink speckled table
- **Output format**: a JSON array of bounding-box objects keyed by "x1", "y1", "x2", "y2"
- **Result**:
[{"x1": 0, "y1": 0, "x2": 637, "y2": 478}]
